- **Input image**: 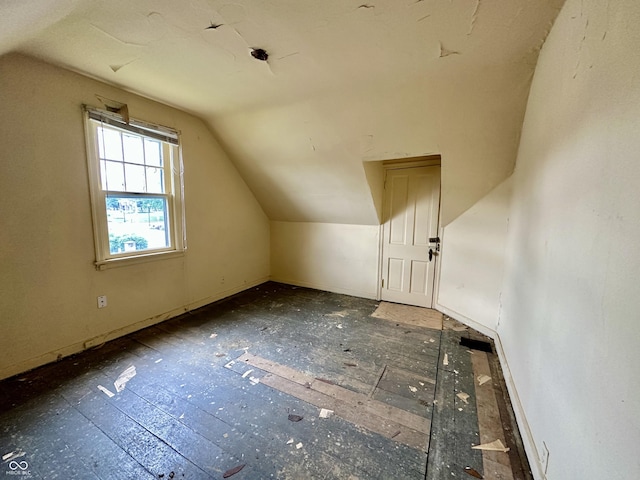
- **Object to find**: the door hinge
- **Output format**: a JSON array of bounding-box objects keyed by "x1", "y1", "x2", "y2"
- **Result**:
[{"x1": 381, "y1": 278, "x2": 385, "y2": 288}]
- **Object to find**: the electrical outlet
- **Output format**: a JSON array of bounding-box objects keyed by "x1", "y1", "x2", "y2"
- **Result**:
[
  {"x1": 540, "y1": 441, "x2": 550, "y2": 475},
  {"x1": 97, "y1": 295, "x2": 107, "y2": 308}
]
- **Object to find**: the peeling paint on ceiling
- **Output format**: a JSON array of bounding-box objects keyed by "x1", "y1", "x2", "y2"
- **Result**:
[{"x1": 0, "y1": 0, "x2": 565, "y2": 225}]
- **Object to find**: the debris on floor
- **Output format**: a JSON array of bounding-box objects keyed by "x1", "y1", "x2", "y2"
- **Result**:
[
  {"x1": 472, "y1": 439, "x2": 510, "y2": 453},
  {"x1": 456, "y1": 392, "x2": 470, "y2": 404},
  {"x1": 114, "y1": 365, "x2": 136, "y2": 392},
  {"x1": 210, "y1": 333, "x2": 218, "y2": 338},
  {"x1": 315, "y1": 378, "x2": 335, "y2": 385},
  {"x1": 464, "y1": 466, "x2": 483, "y2": 478},
  {"x1": 241, "y1": 369, "x2": 253, "y2": 378},
  {"x1": 296, "y1": 442, "x2": 303, "y2": 449},
  {"x1": 319, "y1": 408, "x2": 333, "y2": 418},
  {"x1": 409, "y1": 386, "x2": 418, "y2": 393},
  {"x1": 343, "y1": 362, "x2": 357, "y2": 367},
  {"x1": 215, "y1": 353, "x2": 226, "y2": 357},
  {"x1": 286, "y1": 439, "x2": 294, "y2": 445},
  {"x1": 97, "y1": 385, "x2": 115, "y2": 398},
  {"x1": 391, "y1": 430, "x2": 401, "y2": 439},
  {"x1": 288, "y1": 414, "x2": 303, "y2": 422},
  {"x1": 443, "y1": 354, "x2": 449, "y2": 366},
  {"x1": 477, "y1": 374, "x2": 491, "y2": 386},
  {"x1": 223, "y1": 464, "x2": 246, "y2": 478}
]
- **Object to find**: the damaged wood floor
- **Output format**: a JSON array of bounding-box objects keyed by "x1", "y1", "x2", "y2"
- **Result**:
[{"x1": 0, "y1": 282, "x2": 531, "y2": 479}]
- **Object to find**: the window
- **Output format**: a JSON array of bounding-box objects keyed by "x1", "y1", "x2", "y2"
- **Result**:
[{"x1": 84, "y1": 107, "x2": 185, "y2": 269}]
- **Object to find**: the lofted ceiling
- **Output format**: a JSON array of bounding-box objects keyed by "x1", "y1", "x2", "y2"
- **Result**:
[{"x1": 1, "y1": 0, "x2": 564, "y2": 225}]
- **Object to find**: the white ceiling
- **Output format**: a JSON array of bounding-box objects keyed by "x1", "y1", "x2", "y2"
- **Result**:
[{"x1": 1, "y1": 0, "x2": 565, "y2": 225}]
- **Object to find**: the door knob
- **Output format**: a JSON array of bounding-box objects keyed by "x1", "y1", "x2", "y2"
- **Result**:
[{"x1": 429, "y1": 248, "x2": 434, "y2": 261}]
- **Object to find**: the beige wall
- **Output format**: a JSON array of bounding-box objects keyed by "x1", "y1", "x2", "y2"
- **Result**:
[
  {"x1": 498, "y1": 0, "x2": 640, "y2": 478},
  {"x1": 437, "y1": 177, "x2": 512, "y2": 334},
  {"x1": 271, "y1": 221, "x2": 379, "y2": 299},
  {"x1": 214, "y1": 61, "x2": 535, "y2": 227},
  {"x1": 0, "y1": 54, "x2": 270, "y2": 379}
]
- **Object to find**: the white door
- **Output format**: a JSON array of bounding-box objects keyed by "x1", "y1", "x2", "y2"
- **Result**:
[{"x1": 381, "y1": 166, "x2": 441, "y2": 307}]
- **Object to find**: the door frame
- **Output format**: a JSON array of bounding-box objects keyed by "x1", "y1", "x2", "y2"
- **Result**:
[{"x1": 376, "y1": 156, "x2": 443, "y2": 307}]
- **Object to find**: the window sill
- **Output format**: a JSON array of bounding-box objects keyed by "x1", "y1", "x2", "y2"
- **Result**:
[{"x1": 95, "y1": 250, "x2": 185, "y2": 270}]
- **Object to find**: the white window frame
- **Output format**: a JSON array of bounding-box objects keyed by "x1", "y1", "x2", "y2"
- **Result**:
[{"x1": 83, "y1": 106, "x2": 186, "y2": 270}]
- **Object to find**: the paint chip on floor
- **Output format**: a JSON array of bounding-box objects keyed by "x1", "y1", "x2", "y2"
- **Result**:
[
  {"x1": 242, "y1": 369, "x2": 254, "y2": 378},
  {"x1": 319, "y1": 408, "x2": 334, "y2": 418},
  {"x1": 443, "y1": 354, "x2": 449, "y2": 366},
  {"x1": 477, "y1": 374, "x2": 491, "y2": 386},
  {"x1": 472, "y1": 439, "x2": 510, "y2": 453},
  {"x1": 409, "y1": 386, "x2": 418, "y2": 393},
  {"x1": 2, "y1": 451, "x2": 25, "y2": 462},
  {"x1": 286, "y1": 439, "x2": 294, "y2": 445},
  {"x1": 296, "y1": 442, "x2": 303, "y2": 449},
  {"x1": 97, "y1": 385, "x2": 115, "y2": 397},
  {"x1": 114, "y1": 365, "x2": 136, "y2": 392},
  {"x1": 457, "y1": 392, "x2": 470, "y2": 404}
]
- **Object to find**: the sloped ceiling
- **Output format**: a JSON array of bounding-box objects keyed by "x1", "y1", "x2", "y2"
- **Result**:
[{"x1": 1, "y1": 0, "x2": 564, "y2": 225}]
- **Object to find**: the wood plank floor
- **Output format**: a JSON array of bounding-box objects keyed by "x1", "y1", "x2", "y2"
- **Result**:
[{"x1": 0, "y1": 282, "x2": 531, "y2": 479}]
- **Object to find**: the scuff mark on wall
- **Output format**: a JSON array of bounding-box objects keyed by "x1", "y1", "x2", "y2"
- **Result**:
[
  {"x1": 417, "y1": 14, "x2": 431, "y2": 22},
  {"x1": 205, "y1": 22, "x2": 223, "y2": 30},
  {"x1": 439, "y1": 42, "x2": 460, "y2": 58},
  {"x1": 358, "y1": 4, "x2": 375, "y2": 9}
]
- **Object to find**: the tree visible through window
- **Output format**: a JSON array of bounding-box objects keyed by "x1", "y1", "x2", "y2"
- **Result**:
[{"x1": 84, "y1": 107, "x2": 185, "y2": 267}]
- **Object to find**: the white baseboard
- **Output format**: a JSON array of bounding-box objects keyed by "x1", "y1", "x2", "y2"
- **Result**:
[
  {"x1": 0, "y1": 277, "x2": 270, "y2": 381},
  {"x1": 493, "y1": 334, "x2": 546, "y2": 480},
  {"x1": 434, "y1": 303, "x2": 497, "y2": 339},
  {"x1": 270, "y1": 277, "x2": 377, "y2": 300}
]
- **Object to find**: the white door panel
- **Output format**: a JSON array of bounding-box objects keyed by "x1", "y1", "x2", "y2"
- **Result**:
[{"x1": 381, "y1": 166, "x2": 441, "y2": 307}]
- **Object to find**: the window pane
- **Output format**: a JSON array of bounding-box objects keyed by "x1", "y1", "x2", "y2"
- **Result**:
[
  {"x1": 106, "y1": 196, "x2": 170, "y2": 254},
  {"x1": 100, "y1": 160, "x2": 107, "y2": 190},
  {"x1": 123, "y1": 134, "x2": 144, "y2": 165},
  {"x1": 105, "y1": 160, "x2": 125, "y2": 191},
  {"x1": 145, "y1": 139, "x2": 162, "y2": 166},
  {"x1": 124, "y1": 163, "x2": 146, "y2": 192},
  {"x1": 146, "y1": 166, "x2": 164, "y2": 194},
  {"x1": 98, "y1": 127, "x2": 123, "y2": 161}
]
